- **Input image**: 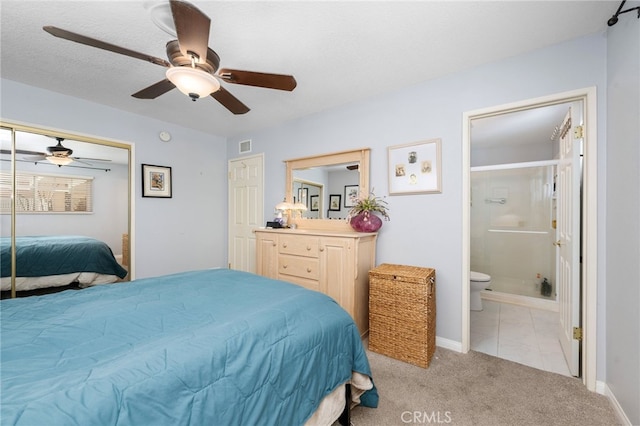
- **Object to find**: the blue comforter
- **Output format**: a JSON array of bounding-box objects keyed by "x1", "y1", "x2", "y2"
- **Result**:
[
  {"x1": 0, "y1": 268, "x2": 377, "y2": 425},
  {"x1": 0, "y1": 236, "x2": 128, "y2": 279}
]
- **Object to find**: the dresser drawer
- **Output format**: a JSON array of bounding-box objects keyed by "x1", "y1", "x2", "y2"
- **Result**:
[
  {"x1": 280, "y1": 275, "x2": 321, "y2": 293},
  {"x1": 278, "y1": 254, "x2": 320, "y2": 280},
  {"x1": 279, "y1": 235, "x2": 320, "y2": 258}
]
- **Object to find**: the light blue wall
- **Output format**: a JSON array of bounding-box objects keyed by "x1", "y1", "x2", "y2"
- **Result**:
[
  {"x1": 1, "y1": 80, "x2": 228, "y2": 278},
  {"x1": 606, "y1": 2, "x2": 640, "y2": 423},
  {"x1": 227, "y1": 33, "x2": 608, "y2": 371}
]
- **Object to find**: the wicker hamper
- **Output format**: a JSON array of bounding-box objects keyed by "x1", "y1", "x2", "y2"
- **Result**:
[{"x1": 368, "y1": 263, "x2": 436, "y2": 368}]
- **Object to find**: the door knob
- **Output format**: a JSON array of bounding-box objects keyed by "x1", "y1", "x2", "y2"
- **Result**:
[{"x1": 553, "y1": 240, "x2": 563, "y2": 247}]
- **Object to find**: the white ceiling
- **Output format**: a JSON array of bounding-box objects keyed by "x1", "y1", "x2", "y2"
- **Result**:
[{"x1": 0, "y1": 1, "x2": 615, "y2": 141}]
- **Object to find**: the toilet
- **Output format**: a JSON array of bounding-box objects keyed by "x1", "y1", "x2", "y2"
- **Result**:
[{"x1": 470, "y1": 271, "x2": 491, "y2": 311}]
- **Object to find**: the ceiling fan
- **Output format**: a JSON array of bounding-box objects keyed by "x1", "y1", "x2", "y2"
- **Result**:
[
  {"x1": 6, "y1": 137, "x2": 113, "y2": 167},
  {"x1": 43, "y1": 0, "x2": 297, "y2": 115}
]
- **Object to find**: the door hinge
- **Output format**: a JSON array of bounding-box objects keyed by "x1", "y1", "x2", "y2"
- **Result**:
[
  {"x1": 573, "y1": 327, "x2": 583, "y2": 341},
  {"x1": 574, "y1": 125, "x2": 584, "y2": 139}
]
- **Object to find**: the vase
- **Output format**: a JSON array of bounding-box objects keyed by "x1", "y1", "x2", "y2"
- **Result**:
[{"x1": 349, "y1": 211, "x2": 383, "y2": 232}]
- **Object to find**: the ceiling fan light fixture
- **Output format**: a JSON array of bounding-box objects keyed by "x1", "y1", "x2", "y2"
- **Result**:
[
  {"x1": 166, "y1": 67, "x2": 220, "y2": 100},
  {"x1": 47, "y1": 155, "x2": 73, "y2": 166}
]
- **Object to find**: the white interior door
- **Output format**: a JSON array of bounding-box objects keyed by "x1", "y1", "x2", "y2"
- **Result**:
[
  {"x1": 556, "y1": 106, "x2": 581, "y2": 376},
  {"x1": 228, "y1": 155, "x2": 263, "y2": 273}
]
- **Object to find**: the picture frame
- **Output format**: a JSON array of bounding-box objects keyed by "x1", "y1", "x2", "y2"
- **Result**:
[
  {"x1": 344, "y1": 185, "x2": 359, "y2": 208},
  {"x1": 388, "y1": 138, "x2": 442, "y2": 195},
  {"x1": 329, "y1": 194, "x2": 342, "y2": 211},
  {"x1": 310, "y1": 195, "x2": 319, "y2": 212},
  {"x1": 142, "y1": 164, "x2": 172, "y2": 198},
  {"x1": 297, "y1": 187, "x2": 308, "y2": 207}
]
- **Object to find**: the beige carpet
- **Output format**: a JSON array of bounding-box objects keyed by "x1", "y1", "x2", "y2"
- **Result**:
[{"x1": 351, "y1": 348, "x2": 620, "y2": 426}]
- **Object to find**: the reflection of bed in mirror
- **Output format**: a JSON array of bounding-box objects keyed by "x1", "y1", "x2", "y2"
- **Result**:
[
  {"x1": 0, "y1": 235, "x2": 128, "y2": 293},
  {"x1": 0, "y1": 268, "x2": 377, "y2": 425}
]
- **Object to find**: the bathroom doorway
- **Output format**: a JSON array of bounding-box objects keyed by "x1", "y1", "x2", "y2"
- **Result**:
[{"x1": 462, "y1": 87, "x2": 598, "y2": 390}]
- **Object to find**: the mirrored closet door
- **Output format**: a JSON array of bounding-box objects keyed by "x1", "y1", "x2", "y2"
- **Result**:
[{"x1": 0, "y1": 123, "x2": 132, "y2": 298}]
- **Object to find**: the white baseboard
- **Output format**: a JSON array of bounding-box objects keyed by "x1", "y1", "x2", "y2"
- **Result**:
[
  {"x1": 601, "y1": 381, "x2": 632, "y2": 426},
  {"x1": 436, "y1": 336, "x2": 462, "y2": 353},
  {"x1": 481, "y1": 290, "x2": 559, "y2": 312}
]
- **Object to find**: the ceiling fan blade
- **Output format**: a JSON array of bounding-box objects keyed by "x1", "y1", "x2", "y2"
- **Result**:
[
  {"x1": 211, "y1": 86, "x2": 250, "y2": 115},
  {"x1": 72, "y1": 157, "x2": 112, "y2": 163},
  {"x1": 43, "y1": 26, "x2": 171, "y2": 67},
  {"x1": 132, "y1": 79, "x2": 176, "y2": 99},
  {"x1": 170, "y1": 0, "x2": 210, "y2": 64},
  {"x1": 1, "y1": 149, "x2": 47, "y2": 157},
  {"x1": 218, "y1": 69, "x2": 297, "y2": 91},
  {"x1": 23, "y1": 155, "x2": 48, "y2": 162}
]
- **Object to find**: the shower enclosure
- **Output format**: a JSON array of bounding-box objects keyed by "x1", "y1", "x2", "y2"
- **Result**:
[{"x1": 470, "y1": 161, "x2": 557, "y2": 300}]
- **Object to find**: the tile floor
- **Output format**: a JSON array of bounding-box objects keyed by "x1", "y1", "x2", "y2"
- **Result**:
[{"x1": 470, "y1": 300, "x2": 572, "y2": 377}]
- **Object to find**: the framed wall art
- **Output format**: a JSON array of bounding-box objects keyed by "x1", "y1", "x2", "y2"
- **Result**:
[
  {"x1": 310, "y1": 195, "x2": 319, "y2": 211},
  {"x1": 297, "y1": 187, "x2": 308, "y2": 207},
  {"x1": 142, "y1": 164, "x2": 172, "y2": 198},
  {"x1": 388, "y1": 138, "x2": 442, "y2": 195},
  {"x1": 329, "y1": 194, "x2": 342, "y2": 211},
  {"x1": 344, "y1": 185, "x2": 359, "y2": 208}
]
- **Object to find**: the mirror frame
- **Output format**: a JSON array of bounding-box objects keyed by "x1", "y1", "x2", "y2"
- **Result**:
[
  {"x1": 285, "y1": 148, "x2": 370, "y2": 231},
  {"x1": 0, "y1": 120, "x2": 134, "y2": 297}
]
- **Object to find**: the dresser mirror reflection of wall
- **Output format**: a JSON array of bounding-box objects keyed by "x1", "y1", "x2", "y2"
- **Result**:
[{"x1": 293, "y1": 164, "x2": 359, "y2": 220}]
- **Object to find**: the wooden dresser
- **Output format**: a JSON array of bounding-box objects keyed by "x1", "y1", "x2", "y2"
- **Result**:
[{"x1": 254, "y1": 228, "x2": 377, "y2": 336}]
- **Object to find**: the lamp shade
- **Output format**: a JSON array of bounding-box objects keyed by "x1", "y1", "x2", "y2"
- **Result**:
[
  {"x1": 293, "y1": 202, "x2": 308, "y2": 211},
  {"x1": 275, "y1": 202, "x2": 294, "y2": 211},
  {"x1": 47, "y1": 155, "x2": 73, "y2": 166},
  {"x1": 166, "y1": 67, "x2": 220, "y2": 99}
]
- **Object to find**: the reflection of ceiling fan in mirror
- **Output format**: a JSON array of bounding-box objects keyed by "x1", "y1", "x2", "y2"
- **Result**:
[
  {"x1": 42, "y1": 0, "x2": 297, "y2": 115},
  {"x1": 13, "y1": 137, "x2": 113, "y2": 167}
]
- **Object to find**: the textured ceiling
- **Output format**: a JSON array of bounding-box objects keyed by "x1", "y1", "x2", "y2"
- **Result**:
[{"x1": 1, "y1": 1, "x2": 614, "y2": 139}]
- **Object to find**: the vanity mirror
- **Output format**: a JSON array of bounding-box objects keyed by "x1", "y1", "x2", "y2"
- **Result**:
[{"x1": 285, "y1": 148, "x2": 370, "y2": 231}]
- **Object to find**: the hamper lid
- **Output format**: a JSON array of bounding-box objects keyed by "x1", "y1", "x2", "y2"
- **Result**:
[
  {"x1": 369, "y1": 263, "x2": 435, "y2": 282},
  {"x1": 470, "y1": 271, "x2": 491, "y2": 282}
]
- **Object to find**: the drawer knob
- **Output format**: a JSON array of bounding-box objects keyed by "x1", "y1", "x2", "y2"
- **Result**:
[
  {"x1": 319, "y1": 247, "x2": 325, "y2": 252},
  {"x1": 306, "y1": 245, "x2": 311, "y2": 251},
  {"x1": 283, "y1": 264, "x2": 288, "y2": 269},
  {"x1": 272, "y1": 242, "x2": 276, "y2": 247},
  {"x1": 307, "y1": 267, "x2": 312, "y2": 273},
  {"x1": 283, "y1": 243, "x2": 288, "y2": 248}
]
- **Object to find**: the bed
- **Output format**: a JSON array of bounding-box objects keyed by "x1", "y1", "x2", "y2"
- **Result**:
[
  {"x1": 0, "y1": 235, "x2": 128, "y2": 292},
  {"x1": 0, "y1": 268, "x2": 378, "y2": 425}
]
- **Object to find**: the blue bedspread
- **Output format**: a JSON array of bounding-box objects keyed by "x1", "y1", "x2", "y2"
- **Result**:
[
  {"x1": 0, "y1": 236, "x2": 128, "y2": 279},
  {"x1": 0, "y1": 268, "x2": 378, "y2": 425}
]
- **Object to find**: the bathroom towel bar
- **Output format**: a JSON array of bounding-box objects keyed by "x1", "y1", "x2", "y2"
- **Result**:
[{"x1": 485, "y1": 198, "x2": 507, "y2": 204}]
